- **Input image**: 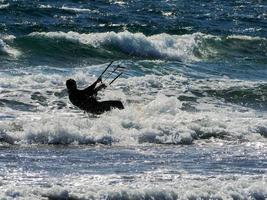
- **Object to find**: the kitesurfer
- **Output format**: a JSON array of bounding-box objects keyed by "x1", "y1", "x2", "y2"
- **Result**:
[{"x1": 66, "y1": 77, "x2": 124, "y2": 114}]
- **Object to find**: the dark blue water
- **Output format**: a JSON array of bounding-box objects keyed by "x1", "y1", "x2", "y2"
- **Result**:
[{"x1": 0, "y1": 0, "x2": 266, "y2": 199}]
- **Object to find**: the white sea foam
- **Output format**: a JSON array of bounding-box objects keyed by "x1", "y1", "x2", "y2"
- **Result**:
[
  {"x1": 162, "y1": 11, "x2": 174, "y2": 17},
  {"x1": 227, "y1": 35, "x2": 267, "y2": 41},
  {"x1": 1, "y1": 66, "x2": 266, "y2": 146},
  {"x1": 0, "y1": 173, "x2": 266, "y2": 199},
  {"x1": 61, "y1": 5, "x2": 94, "y2": 13},
  {"x1": 0, "y1": 39, "x2": 21, "y2": 57},
  {"x1": 110, "y1": 0, "x2": 127, "y2": 6},
  {"x1": 0, "y1": 3, "x2": 9, "y2": 9},
  {"x1": 0, "y1": 34, "x2": 16, "y2": 40},
  {"x1": 39, "y1": 4, "x2": 52, "y2": 9},
  {"x1": 28, "y1": 31, "x2": 209, "y2": 61}
]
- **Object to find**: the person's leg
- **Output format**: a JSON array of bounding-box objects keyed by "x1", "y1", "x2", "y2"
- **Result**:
[{"x1": 97, "y1": 100, "x2": 124, "y2": 113}]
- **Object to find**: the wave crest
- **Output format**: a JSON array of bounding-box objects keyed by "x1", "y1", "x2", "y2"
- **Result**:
[
  {"x1": 21, "y1": 31, "x2": 267, "y2": 63},
  {"x1": 28, "y1": 31, "x2": 204, "y2": 61},
  {"x1": 0, "y1": 3, "x2": 9, "y2": 9},
  {"x1": 0, "y1": 39, "x2": 21, "y2": 57}
]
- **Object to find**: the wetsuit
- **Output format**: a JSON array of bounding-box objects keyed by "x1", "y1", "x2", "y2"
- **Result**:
[{"x1": 66, "y1": 79, "x2": 124, "y2": 114}]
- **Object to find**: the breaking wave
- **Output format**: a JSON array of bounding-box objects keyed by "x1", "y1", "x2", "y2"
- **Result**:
[
  {"x1": 2, "y1": 31, "x2": 264, "y2": 63},
  {"x1": 0, "y1": 38, "x2": 21, "y2": 57},
  {"x1": 27, "y1": 31, "x2": 202, "y2": 61}
]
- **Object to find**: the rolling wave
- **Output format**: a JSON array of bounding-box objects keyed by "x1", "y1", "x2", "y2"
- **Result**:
[
  {"x1": 4, "y1": 31, "x2": 266, "y2": 63},
  {"x1": 26, "y1": 31, "x2": 201, "y2": 61}
]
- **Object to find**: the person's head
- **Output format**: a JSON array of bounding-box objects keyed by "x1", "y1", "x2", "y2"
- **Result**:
[{"x1": 66, "y1": 79, "x2": 77, "y2": 91}]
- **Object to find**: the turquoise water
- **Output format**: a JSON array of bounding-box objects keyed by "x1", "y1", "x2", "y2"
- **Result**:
[{"x1": 0, "y1": 0, "x2": 266, "y2": 199}]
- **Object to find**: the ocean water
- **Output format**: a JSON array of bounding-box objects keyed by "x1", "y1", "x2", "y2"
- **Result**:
[{"x1": 0, "y1": 0, "x2": 266, "y2": 199}]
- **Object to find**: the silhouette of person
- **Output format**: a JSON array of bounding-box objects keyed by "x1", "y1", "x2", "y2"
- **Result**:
[{"x1": 66, "y1": 77, "x2": 124, "y2": 114}]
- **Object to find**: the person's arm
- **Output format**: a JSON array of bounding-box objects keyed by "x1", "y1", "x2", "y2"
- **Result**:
[
  {"x1": 83, "y1": 77, "x2": 102, "y2": 96},
  {"x1": 94, "y1": 83, "x2": 107, "y2": 93}
]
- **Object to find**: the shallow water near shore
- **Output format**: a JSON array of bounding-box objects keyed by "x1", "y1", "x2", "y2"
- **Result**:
[
  {"x1": 1, "y1": 143, "x2": 266, "y2": 199},
  {"x1": 0, "y1": 0, "x2": 267, "y2": 199}
]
